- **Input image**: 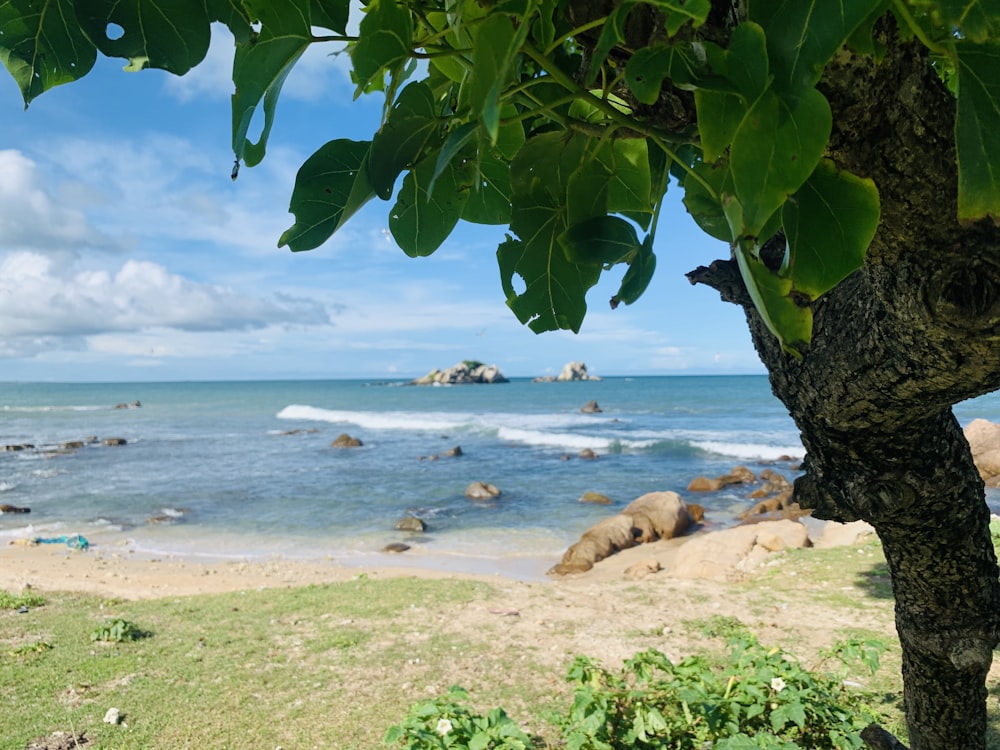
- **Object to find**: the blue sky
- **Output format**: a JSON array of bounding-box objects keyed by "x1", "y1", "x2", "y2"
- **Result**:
[{"x1": 0, "y1": 24, "x2": 763, "y2": 382}]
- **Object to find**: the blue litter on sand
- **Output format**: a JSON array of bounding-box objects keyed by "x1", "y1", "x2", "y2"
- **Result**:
[{"x1": 35, "y1": 535, "x2": 89, "y2": 550}]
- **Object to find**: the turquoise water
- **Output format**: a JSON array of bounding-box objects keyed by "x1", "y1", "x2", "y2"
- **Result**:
[{"x1": 0, "y1": 377, "x2": 996, "y2": 572}]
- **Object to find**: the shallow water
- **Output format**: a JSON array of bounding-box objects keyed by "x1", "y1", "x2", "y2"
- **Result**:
[{"x1": 0, "y1": 377, "x2": 997, "y2": 569}]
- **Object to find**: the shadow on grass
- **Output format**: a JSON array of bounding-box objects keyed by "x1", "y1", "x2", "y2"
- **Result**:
[{"x1": 855, "y1": 561, "x2": 894, "y2": 599}]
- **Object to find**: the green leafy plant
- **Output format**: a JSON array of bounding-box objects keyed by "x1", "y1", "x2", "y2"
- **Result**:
[
  {"x1": 558, "y1": 637, "x2": 879, "y2": 750},
  {"x1": 0, "y1": 590, "x2": 47, "y2": 609},
  {"x1": 90, "y1": 618, "x2": 149, "y2": 643},
  {"x1": 384, "y1": 685, "x2": 533, "y2": 750}
]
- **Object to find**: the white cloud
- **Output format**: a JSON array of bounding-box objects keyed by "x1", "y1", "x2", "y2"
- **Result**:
[
  {"x1": 0, "y1": 150, "x2": 117, "y2": 254},
  {"x1": 0, "y1": 252, "x2": 329, "y2": 339}
]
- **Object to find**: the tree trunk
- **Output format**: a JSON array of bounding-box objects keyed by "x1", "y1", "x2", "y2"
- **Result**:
[{"x1": 689, "y1": 19, "x2": 1000, "y2": 750}]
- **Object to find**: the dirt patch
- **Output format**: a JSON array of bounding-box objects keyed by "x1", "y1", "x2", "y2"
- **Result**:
[{"x1": 25, "y1": 732, "x2": 91, "y2": 749}]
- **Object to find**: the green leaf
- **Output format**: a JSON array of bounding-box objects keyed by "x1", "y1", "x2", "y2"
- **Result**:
[
  {"x1": 232, "y1": 0, "x2": 312, "y2": 168},
  {"x1": 955, "y1": 40, "x2": 1000, "y2": 220},
  {"x1": 389, "y1": 152, "x2": 473, "y2": 257},
  {"x1": 782, "y1": 159, "x2": 879, "y2": 298},
  {"x1": 0, "y1": 0, "x2": 97, "y2": 105},
  {"x1": 461, "y1": 151, "x2": 512, "y2": 224},
  {"x1": 584, "y1": 0, "x2": 634, "y2": 86},
  {"x1": 730, "y1": 87, "x2": 831, "y2": 236},
  {"x1": 749, "y1": 0, "x2": 884, "y2": 92},
  {"x1": 465, "y1": 13, "x2": 525, "y2": 143},
  {"x1": 350, "y1": 0, "x2": 413, "y2": 90},
  {"x1": 594, "y1": 138, "x2": 653, "y2": 216},
  {"x1": 682, "y1": 159, "x2": 735, "y2": 242},
  {"x1": 909, "y1": 0, "x2": 1000, "y2": 42},
  {"x1": 279, "y1": 139, "x2": 377, "y2": 251},
  {"x1": 500, "y1": 132, "x2": 602, "y2": 333},
  {"x1": 725, "y1": 22, "x2": 770, "y2": 101},
  {"x1": 311, "y1": 0, "x2": 350, "y2": 34},
  {"x1": 205, "y1": 0, "x2": 253, "y2": 44},
  {"x1": 695, "y1": 91, "x2": 747, "y2": 163},
  {"x1": 369, "y1": 81, "x2": 441, "y2": 199},
  {"x1": 643, "y1": 0, "x2": 711, "y2": 35},
  {"x1": 735, "y1": 241, "x2": 812, "y2": 356},
  {"x1": 613, "y1": 235, "x2": 657, "y2": 307},
  {"x1": 74, "y1": 0, "x2": 210, "y2": 74},
  {"x1": 626, "y1": 45, "x2": 684, "y2": 104},
  {"x1": 560, "y1": 216, "x2": 641, "y2": 266}
]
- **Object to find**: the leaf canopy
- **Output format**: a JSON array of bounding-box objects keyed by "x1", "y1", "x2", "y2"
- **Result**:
[{"x1": 3, "y1": 0, "x2": 1000, "y2": 352}]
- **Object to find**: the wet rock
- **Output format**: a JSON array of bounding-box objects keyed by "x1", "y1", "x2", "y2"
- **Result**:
[
  {"x1": 395, "y1": 515, "x2": 427, "y2": 532},
  {"x1": 0, "y1": 504, "x2": 30, "y2": 513},
  {"x1": 103, "y1": 438, "x2": 127, "y2": 446},
  {"x1": 465, "y1": 481, "x2": 501, "y2": 500},
  {"x1": 413, "y1": 361, "x2": 508, "y2": 385},
  {"x1": 331, "y1": 433, "x2": 363, "y2": 448},
  {"x1": 383, "y1": 542, "x2": 410, "y2": 553},
  {"x1": 61, "y1": 441, "x2": 86, "y2": 450},
  {"x1": 578, "y1": 448, "x2": 599, "y2": 460},
  {"x1": 580, "y1": 400, "x2": 602, "y2": 413},
  {"x1": 579, "y1": 491, "x2": 613, "y2": 505}
]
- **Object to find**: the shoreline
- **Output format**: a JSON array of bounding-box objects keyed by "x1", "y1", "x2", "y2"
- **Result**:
[{"x1": 0, "y1": 525, "x2": 698, "y2": 600}]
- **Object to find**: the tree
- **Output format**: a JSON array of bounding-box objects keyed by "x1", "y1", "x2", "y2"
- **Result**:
[{"x1": 3, "y1": 1, "x2": 1000, "y2": 747}]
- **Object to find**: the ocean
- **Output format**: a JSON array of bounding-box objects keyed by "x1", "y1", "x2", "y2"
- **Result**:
[{"x1": 1, "y1": 376, "x2": 998, "y2": 577}]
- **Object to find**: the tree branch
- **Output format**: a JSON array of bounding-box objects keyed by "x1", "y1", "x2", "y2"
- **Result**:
[{"x1": 862, "y1": 724, "x2": 910, "y2": 750}]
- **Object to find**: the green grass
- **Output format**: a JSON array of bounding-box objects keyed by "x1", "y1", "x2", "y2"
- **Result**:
[
  {"x1": 4, "y1": 543, "x2": 1000, "y2": 750},
  {"x1": 1, "y1": 578, "x2": 501, "y2": 750}
]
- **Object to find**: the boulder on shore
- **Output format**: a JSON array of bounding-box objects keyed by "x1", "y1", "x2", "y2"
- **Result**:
[
  {"x1": 965, "y1": 418, "x2": 1000, "y2": 486},
  {"x1": 549, "y1": 491, "x2": 694, "y2": 575},
  {"x1": 670, "y1": 519, "x2": 811, "y2": 581},
  {"x1": 412, "y1": 361, "x2": 508, "y2": 385}
]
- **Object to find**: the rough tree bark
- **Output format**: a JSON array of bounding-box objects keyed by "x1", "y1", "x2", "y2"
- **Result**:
[{"x1": 690, "y1": 21, "x2": 1000, "y2": 750}]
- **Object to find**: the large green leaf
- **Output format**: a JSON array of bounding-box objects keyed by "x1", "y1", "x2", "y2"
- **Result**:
[
  {"x1": 735, "y1": 241, "x2": 812, "y2": 356},
  {"x1": 782, "y1": 159, "x2": 879, "y2": 297},
  {"x1": 279, "y1": 139, "x2": 377, "y2": 252},
  {"x1": 350, "y1": 0, "x2": 413, "y2": 90},
  {"x1": 683, "y1": 159, "x2": 736, "y2": 242},
  {"x1": 465, "y1": 13, "x2": 525, "y2": 143},
  {"x1": 560, "y1": 215, "x2": 642, "y2": 266},
  {"x1": 955, "y1": 40, "x2": 1000, "y2": 221},
  {"x1": 729, "y1": 87, "x2": 831, "y2": 236},
  {"x1": 643, "y1": 0, "x2": 711, "y2": 35},
  {"x1": 749, "y1": 0, "x2": 885, "y2": 92},
  {"x1": 311, "y1": 0, "x2": 350, "y2": 34},
  {"x1": 74, "y1": 0, "x2": 210, "y2": 74},
  {"x1": 205, "y1": 0, "x2": 252, "y2": 44},
  {"x1": 613, "y1": 235, "x2": 657, "y2": 307},
  {"x1": 499, "y1": 132, "x2": 602, "y2": 333},
  {"x1": 369, "y1": 81, "x2": 442, "y2": 200},
  {"x1": 461, "y1": 151, "x2": 513, "y2": 225},
  {"x1": 625, "y1": 44, "x2": 698, "y2": 104},
  {"x1": 0, "y1": 0, "x2": 96, "y2": 105},
  {"x1": 909, "y1": 0, "x2": 1000, "y2": 42},
  {"x1": 389, "y1": 153, "x2": 474, "y2": 257},
  {"x1": 584, "y1": 0, "x2": 635, "y2": 86},
  {"x1": 232, "y1": 0, "x2": 312, "y2": 168},
  {"x1": 591, "y1": 138, "x2": 653, "y2": 217}
]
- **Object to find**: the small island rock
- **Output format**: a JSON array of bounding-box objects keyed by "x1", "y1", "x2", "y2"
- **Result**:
[
  {"x1": 580, "y1": 400, "x2": 602, "y2": 413},
  {"x1": 413, "y1": 361, "x2": 508, "y2": 385}
]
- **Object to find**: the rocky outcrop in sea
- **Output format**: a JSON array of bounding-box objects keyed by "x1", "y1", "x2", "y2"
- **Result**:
[{"x1": 412, "y1": 361, "x2": 508, "y2": 385}]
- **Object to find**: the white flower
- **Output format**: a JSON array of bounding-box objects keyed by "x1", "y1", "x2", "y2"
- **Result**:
[
  {"x1": 436, "y1": 718, "x2": 453, "y2": 736},
  {"x1": 771, "y1": 677, "x2": 787, "y2": 693}
]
